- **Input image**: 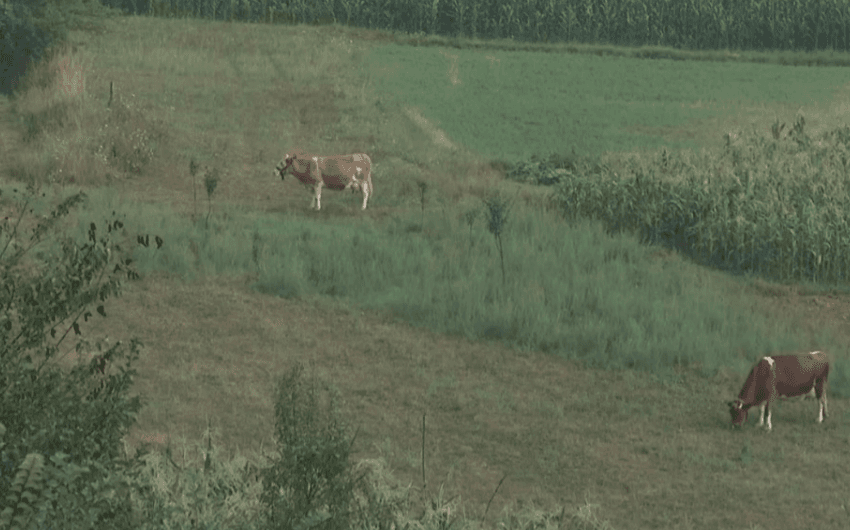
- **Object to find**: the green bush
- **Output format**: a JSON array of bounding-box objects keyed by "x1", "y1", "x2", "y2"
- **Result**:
[
  {"x1": 0, "y1": 185, "x2": 159, "y2": 529},
  {"x1": 261, "y1": 363, "x2": 355, "y2": 530},
  {"x1": 0, "y1": 2, "x2": 56, "y2": 95}
]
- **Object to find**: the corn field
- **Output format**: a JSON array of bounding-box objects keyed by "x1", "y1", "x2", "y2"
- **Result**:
[
  {"x1": 552, "y1": 118, "x2": 850, "y2": 284},
  {"x1": 103, "y1": 0, "x2": 850, "y2": 51}
]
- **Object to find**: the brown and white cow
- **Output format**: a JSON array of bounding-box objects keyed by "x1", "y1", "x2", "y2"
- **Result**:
[
  {"x1": 728, "y1": 351, "x2": 829, "y2": 431},
  {"x1": 275, "y1": 150, "x2": 373, "y2": 210}
]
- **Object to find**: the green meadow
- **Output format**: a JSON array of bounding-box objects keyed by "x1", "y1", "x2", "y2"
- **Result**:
[
  {"x1": 4, "y1": 12, "x2": 850, "y2": 530},
  {"x1": 362, "y1": 45, "x2": 850, "y2": 158}
]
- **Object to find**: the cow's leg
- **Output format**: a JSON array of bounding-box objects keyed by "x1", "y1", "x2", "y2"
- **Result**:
[
  {"x1": 311, "y1": 157, "x2": 323, "y2": 210},
  {"x1": 764, "y1": 358, "x2": 777, "y2": 431},
  {"x1": 360, "y1": 171, "x2": 370, "y2": 210},
  {"x1": 816, "y1": 377, "x2": 828, "y2": 421},
  {"x1": 756, "y1": 403, "x2": 766, "y2": 427}
]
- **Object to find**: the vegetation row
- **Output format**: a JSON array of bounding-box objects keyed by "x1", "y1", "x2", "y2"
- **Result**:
[
  {"x1": 526, "y1": 117, "x2": 850, "y2": 285},
  {"x1": 104, "y1": 0, "x2": 850, "y2": 52},
  {"x1": 57, "y1": 181, "x2": 839, "y2": 392}
]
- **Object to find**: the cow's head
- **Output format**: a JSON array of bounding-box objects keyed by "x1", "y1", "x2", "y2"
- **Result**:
[
  {"x1": 275, "y1": 154, "x2": 297, "y2": 180},
  {"x1": 728, "y1": 400, "x2": 747, "y2": 427}
]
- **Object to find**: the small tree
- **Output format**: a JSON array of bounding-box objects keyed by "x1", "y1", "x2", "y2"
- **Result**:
[
  {"x1": 0, "y1": 184, "x2": 160, "y2": 529},
  {"x1": 416, "y1": 180, "x2": 427, "y2": 228},
  {"x1": 189, "y1": 158, "x2": 200, "y2": 222},
  {"x1": 462, "y1": 207, "x2": 478, "y2": 248},
  {"x1": 204, "y1": 167, "x2": 219, "y2": 228},
  {"x1": 482, "y1": 194, "x2": 511, "y2": 285},
  {"x1": 261, "y1": 363, "x2": 356, "y2": 530}
]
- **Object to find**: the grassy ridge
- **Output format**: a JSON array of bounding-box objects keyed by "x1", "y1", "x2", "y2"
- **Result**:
[{"x1": 48, "y1": 185, "x2": 844, "y2": 392}]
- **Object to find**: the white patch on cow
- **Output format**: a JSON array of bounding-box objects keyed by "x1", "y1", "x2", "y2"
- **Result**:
[
  {"x1": 809, "y1": 351, "x2": 820, "y2": 355},
  {"x1": 762, "y1": 356, "x2": 775, "y2": 430},
  {"x1": 349, "y1": 166, "x2": 363, "y2": 192}
]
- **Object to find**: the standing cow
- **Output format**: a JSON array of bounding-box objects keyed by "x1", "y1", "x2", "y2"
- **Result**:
[
  {"x1": 275, "y1": 150, "x2": 373, "y2": 210},
  {"x1": 728, "y1": 351, "x2": 829, "y2": 431}
]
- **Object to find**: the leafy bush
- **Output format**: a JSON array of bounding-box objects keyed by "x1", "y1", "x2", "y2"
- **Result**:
[
  {"x1": 261, "y1": 363, "x2": 355, "y2": 530},
  {"x1": 93, "y1": 93, "x2": 165, "y2": 175},
  {"x1": 0, "y1": 184, "x2": 160, "y2": 529},
  {"x1": 0, "y1": 2, "x2": 56, "y2": 95},
  {"x1": 1, "y1": 0, "x2": 117, "y2": 96},
  {"x1": 505, "y1": 152, "x2": 589, "y2": 186}
]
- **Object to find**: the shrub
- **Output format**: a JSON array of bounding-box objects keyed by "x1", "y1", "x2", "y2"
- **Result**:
[
  {"x1": 0, "y1": 2, "x2": 56, "y2": 95},
  {"x1": 0, "y1": 184, "x2": 160, "y2": 529},
  {"x1": 261, "y1": 363, "x2": 355, "y2": 530},
  {"x1": 93, "y1": 93, "x2": 165, "y2": 175}
]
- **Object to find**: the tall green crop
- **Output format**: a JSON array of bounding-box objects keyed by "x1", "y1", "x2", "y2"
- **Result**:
[{"x1": 552, "y1": 120, "x2": 850, "y2": 284}]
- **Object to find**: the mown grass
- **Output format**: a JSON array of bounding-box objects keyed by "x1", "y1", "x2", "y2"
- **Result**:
[{"x1": 361, "y1": 42, "x2": 850, "y2": 159}]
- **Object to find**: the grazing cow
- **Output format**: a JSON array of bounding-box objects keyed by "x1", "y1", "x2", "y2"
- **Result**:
[
  {"x1": 275, "y1": 151, "x2": 373, "y2": 210},
  {"x1": 728, "y1": 351, "x2": 829, "y2": 431}
]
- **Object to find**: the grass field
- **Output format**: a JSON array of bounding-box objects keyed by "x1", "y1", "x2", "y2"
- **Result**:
[
  {"x1": 4, "y1": 14, "x2": 850, "y2": 529},
  {"x1": 361, "y1": 44, "x2": 850, "y2": 159}
]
